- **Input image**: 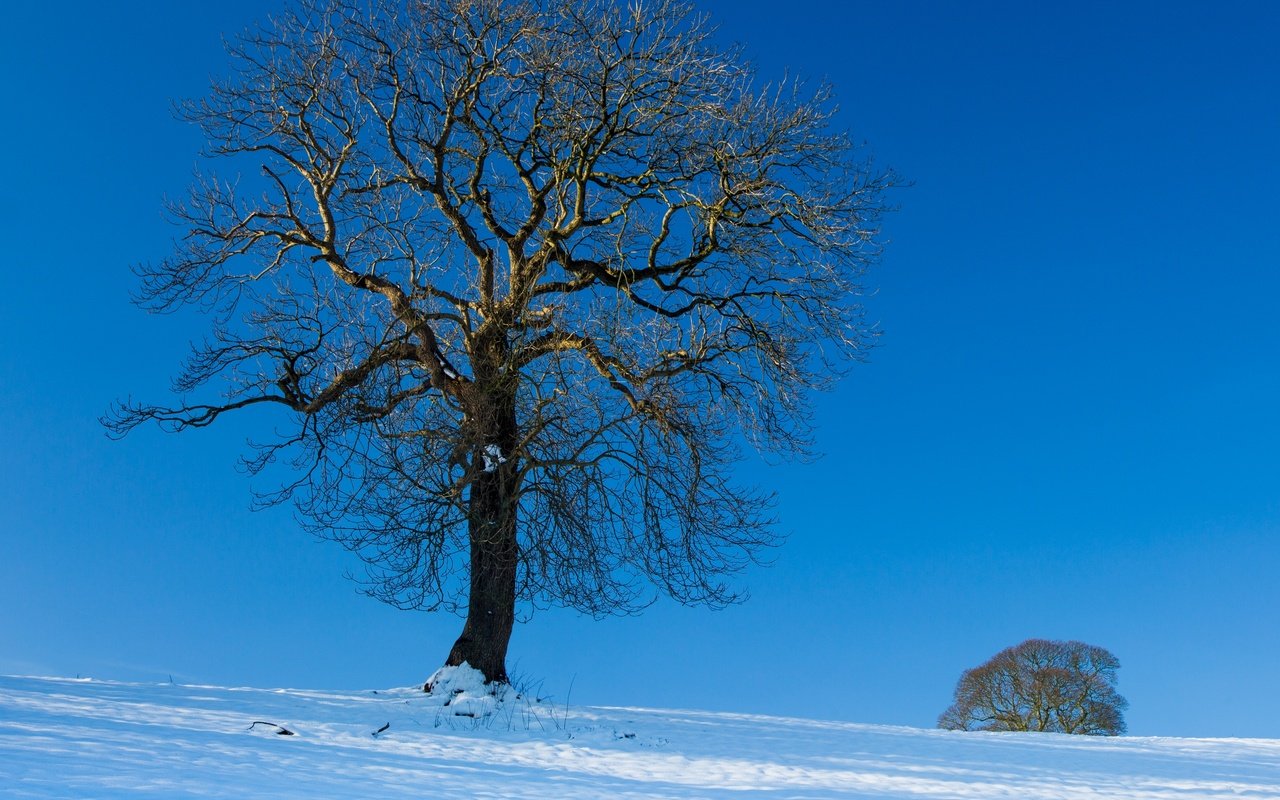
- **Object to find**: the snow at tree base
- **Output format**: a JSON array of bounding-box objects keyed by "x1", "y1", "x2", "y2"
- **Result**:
[{"x1": 3, "y1": 672, "x2": 1278, "y2": 799}]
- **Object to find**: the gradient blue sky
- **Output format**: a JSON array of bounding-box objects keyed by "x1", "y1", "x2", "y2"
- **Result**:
[{"x1": 3, "y1": 1, "x2": 1278, "y2": 738}]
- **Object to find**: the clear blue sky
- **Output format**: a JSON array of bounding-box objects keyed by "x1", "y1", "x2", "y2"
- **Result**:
[{"x1": 2, "y1": 1, "x2": 1277, "y2": 738}]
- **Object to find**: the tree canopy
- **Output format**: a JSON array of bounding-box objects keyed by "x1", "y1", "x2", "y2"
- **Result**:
[
  {"x1": 938, "y1": 639, "x2": 1128, "y2": 735},
  {"x1": 107, "y1": 0, "x2": 894, "y2": 683}
]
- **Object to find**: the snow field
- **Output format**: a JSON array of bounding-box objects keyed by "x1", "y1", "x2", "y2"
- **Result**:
[{"x1": 2, "y1": 673, "x2": 1278, "y2": 799}]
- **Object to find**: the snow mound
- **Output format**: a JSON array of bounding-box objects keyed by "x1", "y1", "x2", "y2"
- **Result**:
[
  {"x1": 424, "y1": 663, "x2": 507, "y2": 718},
  {"x1": 421, "y1": 663, "x2": 557, "y2": 729}
]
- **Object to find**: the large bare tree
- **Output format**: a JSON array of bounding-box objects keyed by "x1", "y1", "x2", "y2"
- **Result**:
[{"x1": 108, "y1": 0, "x2": 893, "y2": 685}]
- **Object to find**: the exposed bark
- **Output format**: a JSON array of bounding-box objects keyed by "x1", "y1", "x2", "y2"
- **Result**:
[
  {"x1": 446, "y1": 464, "x2": 518, "y2": 683},
  {"x1": 447, "y1": 342, "x2": 519, "y2": 683}
]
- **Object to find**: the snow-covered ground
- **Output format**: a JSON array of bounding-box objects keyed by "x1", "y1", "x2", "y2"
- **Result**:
[{"x1": 3, "y1": 672, "x2": 1278, "y2": 799}]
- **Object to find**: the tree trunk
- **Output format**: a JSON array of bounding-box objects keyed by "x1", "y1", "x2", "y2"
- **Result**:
[
  {"x1": 444, "y1": 475, "x2": 517, "y2": 683},
  {"x1": 443, "y1": 375, "x2": 519, "y2": 685}
]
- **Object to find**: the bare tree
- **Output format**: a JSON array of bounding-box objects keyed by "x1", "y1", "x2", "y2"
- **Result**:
[
  {"x1": 938, "y1": 639, "x2": 1128, "y2": 735},
  {"x1": 106, "y1": 0, "x2": 894, "y2": 685}
]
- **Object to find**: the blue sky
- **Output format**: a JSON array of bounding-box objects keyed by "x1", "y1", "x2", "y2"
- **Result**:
[{"x1": 2, "y1": 0, "x2": 1278, "y2": 738}]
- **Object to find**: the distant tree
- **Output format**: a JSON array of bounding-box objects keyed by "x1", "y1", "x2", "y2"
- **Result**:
[
  {"x1": 105, "y1": 0, "x2": 893, "y2": 686},
  {"x1": 938, "y1": 639, "x2": 1127, "y2": 735}
]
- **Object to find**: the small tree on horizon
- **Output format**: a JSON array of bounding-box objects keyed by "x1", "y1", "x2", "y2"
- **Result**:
[
  {"x1": 938, "y1": 639, "x2": 1128, "y2": 735},
  {"x1": 106, "y1": 0, "x2": 893, "y2": 686}
]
